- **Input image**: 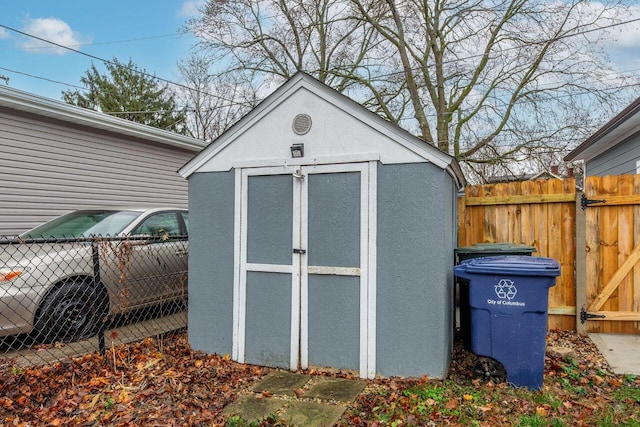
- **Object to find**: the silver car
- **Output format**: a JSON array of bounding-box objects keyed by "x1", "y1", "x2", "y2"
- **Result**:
[{"x1": 0, "y1": 207, "x2": 188, "y2": 343}]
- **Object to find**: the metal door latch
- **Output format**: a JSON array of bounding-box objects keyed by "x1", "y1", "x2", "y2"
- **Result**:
[{"x1": 293, "y1": 248, "x2": 306, "y2": 254}]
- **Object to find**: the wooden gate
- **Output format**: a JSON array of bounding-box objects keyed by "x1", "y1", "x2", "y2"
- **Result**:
[{"x1": 582, "y1": 175, "x2": 640, "y2": 334}]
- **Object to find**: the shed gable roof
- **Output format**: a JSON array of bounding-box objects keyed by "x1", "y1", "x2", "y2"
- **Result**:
[
  {"x1": 564, "y1": 97, "x2": 640, "y2": 162},
  {"x1": 179, "y1": 73, "x2": 465, "y2": 187},
  {"x1": 0, "y1": 85, "x2": 205, "y2": 152}
]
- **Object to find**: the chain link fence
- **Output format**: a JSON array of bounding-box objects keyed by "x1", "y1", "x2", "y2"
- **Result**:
[{"x1": 0, "y1": 235, "x2": 188, "y2": 367}]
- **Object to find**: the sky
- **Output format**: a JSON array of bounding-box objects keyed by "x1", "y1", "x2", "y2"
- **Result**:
[
  {"x1": 0, "y1": 1, "x2": 201, "y2": 101},
  {"x1": 1, "y1": 1, "x2": 640, "y2": 107}
]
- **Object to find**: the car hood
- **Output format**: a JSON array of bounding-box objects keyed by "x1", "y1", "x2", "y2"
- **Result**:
[{"x1": 0, "y1": 242, "x2": 92, "y2": 268}]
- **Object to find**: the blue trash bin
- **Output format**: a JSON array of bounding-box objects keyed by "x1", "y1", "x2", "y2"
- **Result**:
[
  {"x1": 454, "y1": 243, "x2": 537, "y2": 351},
  {"x1": 454, "y1": 255, "x2": 560, "y2": 389}
]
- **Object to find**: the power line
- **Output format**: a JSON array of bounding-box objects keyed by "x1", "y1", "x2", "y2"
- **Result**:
[
  {"x1": 4, "y1": 61, "x2": 637, "y2": 127},
  {"x1": 0, "y1": 24, "x2": 189, "y2": 90},
  {"x1": 6, "y1": 33, "x2": 184, "y2": 52},
  {"x1": 0, "y1": 23, "x2": 250, "y2": 107},
  {"x1": 0, "y1": 66, "x2": 85, "y2": 90},
  {"x1": 354, "y1": 16, "x2": 640, "y2": 81},
  {"x1": 407, "y1": 80, "x2": 640, "y2": 120},
  {"x1": 5, "y1": 10, "x2": 640, "y2": 93},
  {"x1": 84, "y1": 33, "x2": 187, "y2": 46},
  {"x1": 2, "y1": 9, "x2": 640, "y2": 115}
]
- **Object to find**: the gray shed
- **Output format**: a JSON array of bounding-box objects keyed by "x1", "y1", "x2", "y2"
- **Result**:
[{"x1": 179, "y1": 73, "x2": 465, "y2": 379}]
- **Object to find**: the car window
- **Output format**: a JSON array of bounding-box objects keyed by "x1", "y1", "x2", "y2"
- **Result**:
[
  {"x1": 20, "y1": 210, "x2": 141, "y2": 238},
  {"x1": 181, "y1": 212, "x2": 189, "y2": 234},
  {"x1": 132, "y1": 213, "x2": 181, "y2": 240}
]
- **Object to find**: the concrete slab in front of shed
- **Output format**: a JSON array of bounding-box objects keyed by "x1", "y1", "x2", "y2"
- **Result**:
[
  {"x1": 252, "y1": 371, "x2": 311, "y2": 396},
  {"x1": 305, "y1": 377, "x2": 366, "y2": 402},
  {"x1": 282, "y1": 401, "x2": 347, "y2": 427},
  {"x1": 222, "y1": 396, "x2": 285, "y2": 422}
]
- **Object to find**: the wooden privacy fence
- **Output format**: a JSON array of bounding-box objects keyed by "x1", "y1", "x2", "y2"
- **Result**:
[
  {"x1": 459, "y1": 174, "x2": 640, "y2": 334},
  {"x1": 458, "y1": 178, "x2": 577, "y2": 331}
]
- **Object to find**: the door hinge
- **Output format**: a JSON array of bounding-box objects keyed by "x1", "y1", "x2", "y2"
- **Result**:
[
  {"x1": 580, "y1": 307, "x2": 606, "y2": 324},
  {"x1": 581, "y1": 193, "x2": 607, "y2": 210},
  {"x1": 293, "y1": 248, "x2": 306, "y2": 254}
]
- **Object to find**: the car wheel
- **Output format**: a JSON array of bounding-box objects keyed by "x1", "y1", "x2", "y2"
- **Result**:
[{"x1": 35, "y1": 281, "x2": 103, "y2": 343}]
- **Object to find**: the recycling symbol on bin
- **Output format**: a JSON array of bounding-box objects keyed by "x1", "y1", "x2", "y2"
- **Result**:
[{"x1": 494, "y1": 279, "x2": 518, "y2": 300}]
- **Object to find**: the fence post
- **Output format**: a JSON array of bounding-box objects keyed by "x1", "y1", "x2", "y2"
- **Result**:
[
  {"x1": 92, "y1": 240, "x2": 106, "y2": 355},
  {"x1": 575, "y1": 190, "x2": 587, "y2": 334}
]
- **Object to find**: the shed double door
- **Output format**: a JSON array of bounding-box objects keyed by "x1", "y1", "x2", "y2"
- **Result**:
[{"x1": 233, "y1": 163, "x2": 376, "y2": 378}]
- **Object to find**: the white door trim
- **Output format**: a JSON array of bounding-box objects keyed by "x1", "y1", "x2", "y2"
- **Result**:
[
  {"x1": 233, "y1": 162, "x2": 377, "y2": 379},
  {"x1": 291, "y1": 168, "x2": 303, "y2": 370},
  {"x1": 299, "y1": 167, "x2": 309, "y2": 370},
  {"x1": 366, "y1": 160, "x2": 377, "y2": 379},
  {"x1": 232, "y1": 168, "x2": 242, "y2": 362},
  {"x1": 233, "y1": 166, "x2": 297, "y2": 364}
]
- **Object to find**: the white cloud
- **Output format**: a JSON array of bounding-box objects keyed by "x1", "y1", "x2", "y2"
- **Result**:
[
  {"x1": 606, "y1": 7, "x2": 640, "y2": 49},
  {"x1": 0, "y1": 27, "x2": 9, "y2": 39},
  {"x1": 179, "y1": 1, "x2": 204, "y2": 18},
  {"x1": 573, "y1": 2, "x2": 640, "y2": 49},
  {"x1": 19, "y1": 17, "x2": 87, "y2": 55}
]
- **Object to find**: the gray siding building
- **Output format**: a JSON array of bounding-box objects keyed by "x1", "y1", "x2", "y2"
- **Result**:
[
  {"x1": 0, "y1": 86, "x2": 204, "y2": 237},
  {"x1": 565, "y1": 97, "x2": 640, "y2": 175},
  {"x1": 180, "y1": 73, "x2": 465, "y2": 379}
]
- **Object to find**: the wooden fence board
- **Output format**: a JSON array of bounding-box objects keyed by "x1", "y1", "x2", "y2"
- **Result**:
[
  {"x1": 548, "y1": 179, "x2": 564, "y2": 313},
  {"x1": 635, "y1": 176, "x2": 640, "y2": 326},
  {"x1": 602, "y1": 176, "x2": 618, "y2": 333},
  {"x1": 520, "y1": 181, "x2": 535, "y2": 252},
  {"x1": 619, "y1": 175, "x2": 634, "y2": 334},
  {"x1": 562, "y1": 178, "x2": 577, "y2": 319},
  {"x1": 496, "y1": 183, "x2": 509, "y2": 242}
]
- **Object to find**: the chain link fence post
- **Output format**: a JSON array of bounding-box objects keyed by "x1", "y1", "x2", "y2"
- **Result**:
[{"x1": 92, "y1": 239, "x2": 106, "y2": 356}]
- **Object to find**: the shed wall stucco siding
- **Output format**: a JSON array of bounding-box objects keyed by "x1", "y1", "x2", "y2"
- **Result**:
[
  {"x1": 0, "y1": 109, "x2": 195, "y2": 236},
  {"x1": 187, "y1": 162, "x2": 457, "y2": 377},
  {"x1": 187, "y1": 171, "x2": 235, "y2": 356},
  {"x1": 376, "y1": 162, "x2": 454, "y2": 378},
  {"x1": 586, "y1": 132, "x2": 640, "y2": 176}
]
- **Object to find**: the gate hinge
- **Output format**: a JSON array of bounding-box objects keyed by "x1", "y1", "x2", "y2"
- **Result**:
[
  {"x1": 581, "y1": 193, "x2": 607, "y2": 210},
  {"x1": 580, "y1": 307, "x2": 606, "y2": 324}
]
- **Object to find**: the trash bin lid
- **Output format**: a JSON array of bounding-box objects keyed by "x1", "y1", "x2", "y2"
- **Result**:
[
  {"x1": 455, "y1": 243, "x2": 537, "y2": 255},
  {"x1": 457, "y1": 255, "x2": 560, "y2": 277}
]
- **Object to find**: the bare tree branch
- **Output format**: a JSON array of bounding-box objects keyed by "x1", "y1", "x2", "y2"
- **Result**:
[{"x1": 185, "y1": 0, "x2": 640, "y2": 182}]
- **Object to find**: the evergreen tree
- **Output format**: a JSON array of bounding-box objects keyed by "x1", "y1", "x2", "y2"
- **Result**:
[{"x1": 63, "y1": 58, "x2": 187, "y2": 133}]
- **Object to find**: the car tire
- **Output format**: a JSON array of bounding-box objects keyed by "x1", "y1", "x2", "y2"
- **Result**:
[{"x1": 34, "y1": 281, "x2": 103, "y2": 343}]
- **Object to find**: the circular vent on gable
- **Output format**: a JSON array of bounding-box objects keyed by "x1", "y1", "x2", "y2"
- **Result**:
[{"x1": 292, "y1": 114, "x2": 312, "y2": 135}]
